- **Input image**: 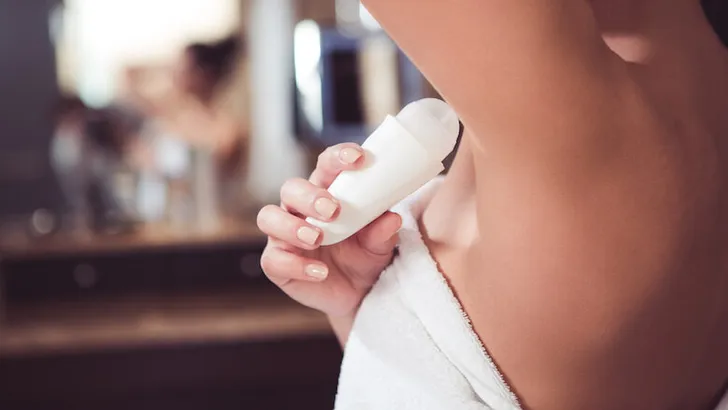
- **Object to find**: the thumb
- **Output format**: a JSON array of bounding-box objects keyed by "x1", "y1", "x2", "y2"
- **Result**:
[{"x1": 356, "y1": 212, "x2": 402, "y2": 256}]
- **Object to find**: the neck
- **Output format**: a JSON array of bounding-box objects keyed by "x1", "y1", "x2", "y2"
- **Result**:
[{"x1": 592, "y1": 0, "x2": 720, "y2": 62}]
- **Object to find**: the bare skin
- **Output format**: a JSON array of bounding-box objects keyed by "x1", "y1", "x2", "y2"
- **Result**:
[{"x1": 259, "y1": 0, "x2": 728, "y2": 408}]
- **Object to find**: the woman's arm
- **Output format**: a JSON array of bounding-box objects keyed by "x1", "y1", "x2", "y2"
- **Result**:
[
  {"x1": 364, "y1": 2, "x2": 676, "y2": 407},
  {"x1": 363, "y1": 0, "x2": 635, "y2": 169}
]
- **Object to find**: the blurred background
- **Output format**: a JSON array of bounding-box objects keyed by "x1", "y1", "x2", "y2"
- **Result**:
[
  {"x1": 0, "y1": 0, "x2": 438, "y2": 409},
  {"x1": 0, "y1": 0, "x2": 726, "y2": 409}
]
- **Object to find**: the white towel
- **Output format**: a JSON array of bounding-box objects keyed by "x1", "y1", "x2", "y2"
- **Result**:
[
  {"x1": 335, "y1": 179, "x2": 520, "y2": 410},
  {"x1": 334, "y1": 178, "x2": 728, "y2": 410}
]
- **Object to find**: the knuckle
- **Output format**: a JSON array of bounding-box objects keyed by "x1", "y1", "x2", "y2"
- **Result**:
[
  {"x1": 280, "y1": 178, "x2": 312, "y2": 204},
  {"x1": 280, "y1": 178, "x2": 307, "y2": 195},
  {"x1": 317, "y1": 150, "x2": 327, "y2": 165},
  {"x1": 279, "y1": 179, "x2": 294, "y2": 196},
  {"x1": 256, "y1": 205, "x2": 278, "y2": 228},
  {"x1": 317, "y1": 148, "x2": 336, "y2": 167},
  {"x1": 291, "y1": 177, "x2": 309, "y2": 186}
]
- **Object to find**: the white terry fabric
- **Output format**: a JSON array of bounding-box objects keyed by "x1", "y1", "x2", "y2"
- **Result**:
[
  {"x1": 335, "y1": 179, "x2": 728, "y2": 410},
  {"x1": 335, "y1": 179, "x2": 519, "y2": 410}
]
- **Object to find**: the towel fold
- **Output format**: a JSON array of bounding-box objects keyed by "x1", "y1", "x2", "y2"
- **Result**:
[{"x1": 335, "y1": 179, "x2": 519, "y2": 410}]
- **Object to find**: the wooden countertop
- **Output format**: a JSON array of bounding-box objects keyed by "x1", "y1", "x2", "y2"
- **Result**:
[
  {"x1": 0, "y1": 289, "x2": 332, "y2": 358},
  {"x1": 0, "y1": 218, "x2": 266, "y2": 260}
]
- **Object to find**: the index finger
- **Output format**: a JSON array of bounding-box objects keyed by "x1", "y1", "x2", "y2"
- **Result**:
[{"x1": 309, "y1": 143, "x2": 365, "y2": 188}]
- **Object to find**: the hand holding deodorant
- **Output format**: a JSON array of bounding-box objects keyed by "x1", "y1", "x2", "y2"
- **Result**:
[{"x1": 307, "y1": 98, "x2": 460, "y2": 246}]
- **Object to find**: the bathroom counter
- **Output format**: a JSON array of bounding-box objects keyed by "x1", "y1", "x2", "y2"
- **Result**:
[
  {"x1": 0, "y1": 287, "x2": 330, "y2": 358},
  {"x1": 0, "y1": 217, "x2": 266, "y2": 261}
]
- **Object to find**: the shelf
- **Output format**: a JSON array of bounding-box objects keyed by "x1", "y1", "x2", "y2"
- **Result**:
[
  {"x1": 0, "y1": 288, "x2": 331, "y2": 358},
  {"x1": 0, "y1": 218, "x2": 266, "y2": 260}
]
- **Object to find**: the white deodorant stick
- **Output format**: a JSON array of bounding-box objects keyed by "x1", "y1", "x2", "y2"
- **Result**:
[{"x1": 307, "y1": 98, "x2": 460, "y2": 246}]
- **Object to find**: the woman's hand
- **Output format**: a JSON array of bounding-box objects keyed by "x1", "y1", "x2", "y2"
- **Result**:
[{"x1": 257, "y1": 143, "x2": 401, "y2": 342}]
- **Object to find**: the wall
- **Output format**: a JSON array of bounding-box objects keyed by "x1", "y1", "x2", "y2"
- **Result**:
[
  {"x1": 62, "y1": 0, "x2": 240, "y2": 106},
  {"x1": 0, "y1": 0, "x2": 62, "y2": 217}
]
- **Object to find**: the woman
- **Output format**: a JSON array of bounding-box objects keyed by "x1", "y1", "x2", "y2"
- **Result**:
[
  {"x1": 258, "y1": 1, "x2": 728, "y2": 409},
  {"x1": 125, "y1": 35, "x2": 249, "y2": 218}
]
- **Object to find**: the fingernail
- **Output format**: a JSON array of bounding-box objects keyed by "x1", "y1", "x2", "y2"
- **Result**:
[
  {"x1": 305, "y1": 264, "x2": 328, "y2": 280},
  {"x1": 314, "y1": 197, "x2": 338, "y2": 219},
  {"x1": 339, "y1": 147, "x2": 362, "y2": 164},
  {"x1": 297, "y1": 226, "x2": 320, "y2": 246}
]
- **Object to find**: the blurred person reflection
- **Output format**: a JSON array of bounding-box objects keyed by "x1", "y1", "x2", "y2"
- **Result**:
[
  {"x1": 50, "y1": 95, "x2": 91, "y2": 233},
  {"x1": 124, "y1": 35, "x2": 250, "y2": 225},
  {"x1": 51, "y1": 96, "x2": 142, "y2": 234}
]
